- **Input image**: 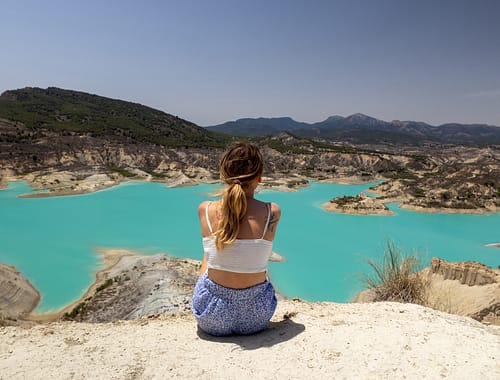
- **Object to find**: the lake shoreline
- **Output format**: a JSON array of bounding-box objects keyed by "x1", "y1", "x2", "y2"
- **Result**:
[
  {"x1": 27, "y1": 248, "x2": 134, "y2": 323},
  {"x1": 2, "y1": 170, "x2": 498, "y2": 215}
]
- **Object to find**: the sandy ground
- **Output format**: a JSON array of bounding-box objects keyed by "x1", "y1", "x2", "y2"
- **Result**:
[{"x1": 1, "y1": 300, "x2": 499, "y2": 380}]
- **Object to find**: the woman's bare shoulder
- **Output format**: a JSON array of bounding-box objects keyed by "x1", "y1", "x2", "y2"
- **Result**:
[
  {"x1": 198, "y1": 200, "x2": 220, "y2": 216},
  {"x1": 198, "y1": 200, "x2": 209, "y2": 211},
  {"x1": 197, "y1": 200, "x2": 212, "y2": 217},
  {"x1": 269, "y1": 202, "x2": 281, "y2": 217}
]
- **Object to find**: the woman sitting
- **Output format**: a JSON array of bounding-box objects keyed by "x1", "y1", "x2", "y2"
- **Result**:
[{"x1": 191, "y1": 142, "x2": 281, "y2": 336}]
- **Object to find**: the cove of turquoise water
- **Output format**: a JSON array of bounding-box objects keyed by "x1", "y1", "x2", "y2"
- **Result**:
[{"x1": 0, "y1": 180, "x2": 498, "y2": 312}]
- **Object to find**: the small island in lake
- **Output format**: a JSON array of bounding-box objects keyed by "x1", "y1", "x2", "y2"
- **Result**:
[{"x1": 323, "y1": 192, "x2": 394, "y2": 215}]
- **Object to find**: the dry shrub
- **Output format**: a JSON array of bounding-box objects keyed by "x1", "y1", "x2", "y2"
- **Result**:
[{"x1": 364, "y1": 241, "x2": 427, "y2": 304}]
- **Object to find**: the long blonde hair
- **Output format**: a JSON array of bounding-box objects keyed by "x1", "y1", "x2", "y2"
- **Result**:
[{"x1": 214, "y1": 142, "x2": 264, "y2": 250}]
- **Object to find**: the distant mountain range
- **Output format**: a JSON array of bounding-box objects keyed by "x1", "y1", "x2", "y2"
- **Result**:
[{"x1": 206, "y1": 113, "x2": 500, "y2": 146}]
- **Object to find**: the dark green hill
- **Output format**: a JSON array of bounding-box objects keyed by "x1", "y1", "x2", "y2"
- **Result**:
[
  {"x1": 0, "y1": 87, "x2": 228, "y2": 148},
  {"x1": 206, "y1": 117, "x2": 310, "y2": 137}
]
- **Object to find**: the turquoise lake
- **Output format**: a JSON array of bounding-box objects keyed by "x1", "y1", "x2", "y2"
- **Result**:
[{"x1": 0, "y1": 180, "x2": 498, "y2": 312}]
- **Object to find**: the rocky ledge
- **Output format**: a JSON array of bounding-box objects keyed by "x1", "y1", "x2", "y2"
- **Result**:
[
  {"x1": 429, "y1": 257, "x2": 499, "y2": 286},
  {"x1": 1, "y1": 300, "x2": 499, "y2": 379},
  {"x1": 0, "y1": 251, "x2": 200, "y2": 325},
  {"x1": 0, "y1": 264, "x2": 40, "y2": 322},
  {"x1": 424, "y1": 258, "x2": 500, "y2": 325},
  {"x1": 61, "y1": 253, "x2": 200, "y2": 323}
]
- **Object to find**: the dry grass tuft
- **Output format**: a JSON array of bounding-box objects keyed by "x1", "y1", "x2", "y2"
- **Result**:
[{"x1": 364, "y1": 241, "x2": 427, "y2": 304}]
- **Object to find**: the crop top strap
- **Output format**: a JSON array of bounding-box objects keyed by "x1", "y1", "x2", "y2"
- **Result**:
[
  {"x1": 261, "y1": 202, "x2": 271, "y2": 239},
  {"x1": 205, "y1": 201, "x2": 213, "y2": 234}
]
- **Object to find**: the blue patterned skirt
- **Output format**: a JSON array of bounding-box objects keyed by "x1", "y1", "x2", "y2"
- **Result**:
[{"x1": 191, "y1": 272, "x2": 277, "y2": 336}]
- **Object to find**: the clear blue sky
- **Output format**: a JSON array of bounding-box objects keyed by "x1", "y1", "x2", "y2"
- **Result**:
[{"x1": 1, "y1": 0, "x2": 499, "y2": 126}]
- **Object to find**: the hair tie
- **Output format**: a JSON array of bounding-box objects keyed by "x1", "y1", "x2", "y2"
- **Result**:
[{"x1": 232, "y1": 179, "x2": 241, "y2": 186}]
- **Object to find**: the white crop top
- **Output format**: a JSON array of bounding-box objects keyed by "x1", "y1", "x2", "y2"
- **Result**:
[{"x1": 203, "y1": 202, "x2": 273, "y2": 273}]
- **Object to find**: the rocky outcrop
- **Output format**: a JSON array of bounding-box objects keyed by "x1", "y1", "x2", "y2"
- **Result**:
[
  {"x1": 0, "y1": 264, "x2": 40, "y2": 321},
  {"x1": 424, "y1": 258, "x2": 500, "y2": 325},
  {"x1": 371, "y1": 146, "x2": 500, "y2": 212},
  {"x1": 429, "y1": 257, "x2": 498, "y2": 286},
  {"x1": 353, "y1": 258, "x2": 500, "y2": 325},
  {"x1": 62, "y1": 254, "x2": 199, "y2": 323}
]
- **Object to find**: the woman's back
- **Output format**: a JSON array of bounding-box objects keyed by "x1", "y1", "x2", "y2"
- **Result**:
[
  {"x1": 199, "y1": 198, "x2": 280, "y2": 288},
  {"x1": 200, "y1": 198, "x2": 279, "y2": 241}
]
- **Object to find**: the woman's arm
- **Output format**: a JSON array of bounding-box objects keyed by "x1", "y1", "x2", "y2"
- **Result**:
[
  {"x1": 264, "y1": 202, "x2": 281, "y2": 240},
  {"x1": 197, "y1": 201, "x2": 210, "y2": 275},
  {"x1": 198, "y1": 253, "x2": 208, "y2": 276}
]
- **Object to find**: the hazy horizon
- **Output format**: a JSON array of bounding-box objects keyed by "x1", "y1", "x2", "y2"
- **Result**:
[{"x1": 1, "y1": 1, "x2": 499, "y2": 127}]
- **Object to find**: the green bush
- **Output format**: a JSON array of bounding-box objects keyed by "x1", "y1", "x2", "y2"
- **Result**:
[
  {"x1": 109, "y1": 167, "x2": 136, "y2": 178},
  {"x1": 413, "y1": 188, "x2": 425, "y2": 198},
  {"x1": 96, "y1": 278, "x2": 113, "y2": 292},
  {"x1": 331, "y1": 195, "x2": 362, "y2": 206},
  {"x1": 363, "y1": 241, "x2": 427, "y2": 304},
  {"x1": 63, "y1": 302, "x2": 86, "y2": 320},
  {"x1": 381, "y1": 168, "x2": 417, "y2": 180}
]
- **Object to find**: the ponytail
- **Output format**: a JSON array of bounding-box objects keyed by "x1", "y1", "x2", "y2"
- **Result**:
[
  {"x1": 214, "y1": 142, "x2": 263, "y2": 250},
  {"x1": 214, "y1": 182, "x2": 247, "y2": 250}
]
